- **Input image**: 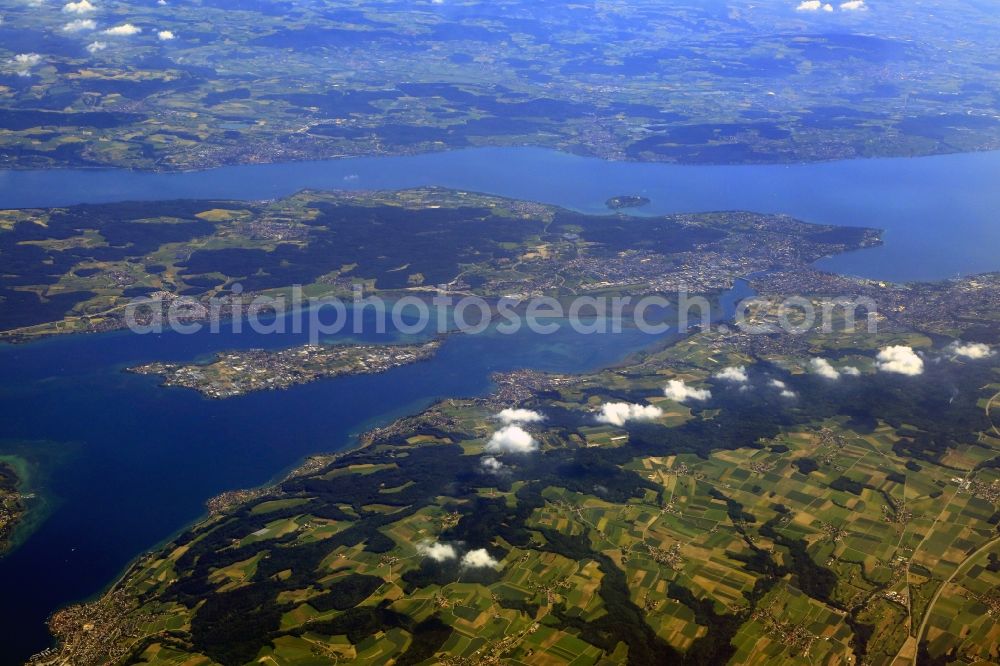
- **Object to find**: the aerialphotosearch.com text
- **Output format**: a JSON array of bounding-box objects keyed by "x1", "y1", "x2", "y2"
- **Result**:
[{"x1": 124, "y1": 283, "x2": 879, "y2": 342}]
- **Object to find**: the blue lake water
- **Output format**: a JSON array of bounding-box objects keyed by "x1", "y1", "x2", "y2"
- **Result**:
[
  {"x1": 2, "y1": 147, "x2": 1000, "y2": 282},
  {"x1": 0, "y1": 311, "x2": 684, "y2": 663},
  {"x1": 0, "y1": 148, "x2": 998, "y2": 663}
]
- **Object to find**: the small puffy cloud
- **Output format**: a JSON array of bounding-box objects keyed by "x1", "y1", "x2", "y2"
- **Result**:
[
  {"x1": 480, "y1": 456, "x2": 507, "y2": 475},
  {"x1": 103, "y1": 23, "x2": 141, "y2": 36},
  {"x1": 461, "y1": 548, "x2": 500, "y2": 569},
  {"x1": 840, "y1": 0, "x2": 867, "y2": 10},
  {"x1": 86, "y1": 40, "x2": 107, "y2": 53},
  {"x1": 596, "y1": 402, "x2": 663, "y2": 426},
  {"x1": 714, "y1": 366, "x2": 749, "y2": 384},
  {"x1": 157, "y1": 29, "x2": 175, "y2": 40},
  {"x1": 770, "y1": 379, "x2": 797, "y2": 398},
  {"x1": 485, "y1": 425, "x2": 537, "y2": 455},
  {"x1": 495, "y1": 408, "x2": 544, "y2": 425},
  {"x1": 63, "y1": 0, "x2": 95, "y2": 13},
  {"x1": 876, "y1": 345, "x2": 924, "y2": 376},
  {"x1": 796, "y1": 0, "x2": 833, "y2": 10},
  {"x1": 664, "y1": 379, "x2": 711, "y2": 403},
  {"x1": 63, "y1": 18, "x2": 95, "y2": 31},
  {"x1": 809, "y1": 358, "x2": 841, "y2": 380},
  {"x1": 796, "y1": 0, "x2": 820, "y2": 9},
  {"x1": 417, "y1": 541, "x2": 457, "y2": 562},
  {"x1": 950, "y1": 342, "x2": 994, "y2": 360},
  {"x1": 9, "y1": 53, "x2": 42, "y2": 76},
  {"x1": 13, "y1": 53, "x2": 43, "y2": 66}
]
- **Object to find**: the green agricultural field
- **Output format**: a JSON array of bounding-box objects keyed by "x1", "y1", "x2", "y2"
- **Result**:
[
  {"x1": 4, "y1": 2, "x2": 1000, "y2": 170},
  {"x1": 36, "y1": 263, "x2": 1000, "y2": 666}
]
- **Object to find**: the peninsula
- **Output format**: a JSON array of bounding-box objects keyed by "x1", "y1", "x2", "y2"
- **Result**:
[{"x1": 0, "y1": 188, "x2": 880, "y2": 342}]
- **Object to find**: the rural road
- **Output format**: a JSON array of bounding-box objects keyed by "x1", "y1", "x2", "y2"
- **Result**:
[{"x1": 910, "y1": 535, "x2": 1000, "y2": 666}]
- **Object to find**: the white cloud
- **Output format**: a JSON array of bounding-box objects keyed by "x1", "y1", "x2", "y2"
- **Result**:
[
  {"x1": 103, "y1": 23, "x2": 141, "y2": 36},
  {"x1": 841, "y1": 366, "x2": 861, "y2": 376},
  {"x1": 770, "y1": 379, "x2": 797, "y2": 398},
  {"x1": 417, "y1": 541, "x2": 457, "y2": 562},
  {"x1": 596, "y1": 402, "x2": 663, "y2": 426},
  {"x1": 480, "y1": 456, "x2": 506, "y2": 475},
  {"x1": 13, "y1": 53, "x2": 42, "y2": 67},
  {"x1": 714, "y1": 366, "x2": 749, "y2": 384},
  {"x1": 86, "y1": 40, "x2": 107, "y2": 53},
  {"x1": 495, "y1": 408, "x2": 544, "y2": 425},
  {"x1": 63, "y1": 0, "x2": 95, "y2": 13},
  {"x1": 461, "y1": 548, "x2": 500, "y2": 569},
  {"x1": 950, "y1": 342, "x2": 994, "y2": 360},
  {"x1": 876, "y1": 346, "x2": 924, "y2": 376},
  {"x1": 62, "y1": 18, "x2": 95, "y2": 31},
  {"x1": 157, "y1": 29, "x2": 175, "y2": 40},
  {"x1": 485, "y1": 425, "x2": 537, "y2": 454},
  {"x1": 840, "y1": 0, "x2": 867, "y2": 10},
  {"x1": 809, "y1": 358, "x2": 841, "y2": 380},
  {"x1": 664, "y1": 379, "x2": 711, "y2": 403},
  {"x1": 797, "y1": 1, "x2": 834, "y2": 11},
  {"x1": 9, "y1": 53, "x2": 42, "y2": 76}
]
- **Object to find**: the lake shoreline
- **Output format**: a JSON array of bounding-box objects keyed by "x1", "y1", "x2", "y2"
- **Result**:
[
  {"x1": 3, "y1": 147, "x2": 999, "y2": 282},
  {"x1": 4, "y1": 143, "x2": 999, "y2": 176}
]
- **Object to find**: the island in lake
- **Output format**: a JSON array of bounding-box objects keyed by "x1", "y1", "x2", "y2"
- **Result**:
[
  {"x1": 606, "y1": 195, "x2": 651, "y2": 210},
  {"x1": 130, "y1": 339, "x2": 442, "y2": 399},
  {"x1": 0, "y1": 462, "x2": 25, "y2": 557}
]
